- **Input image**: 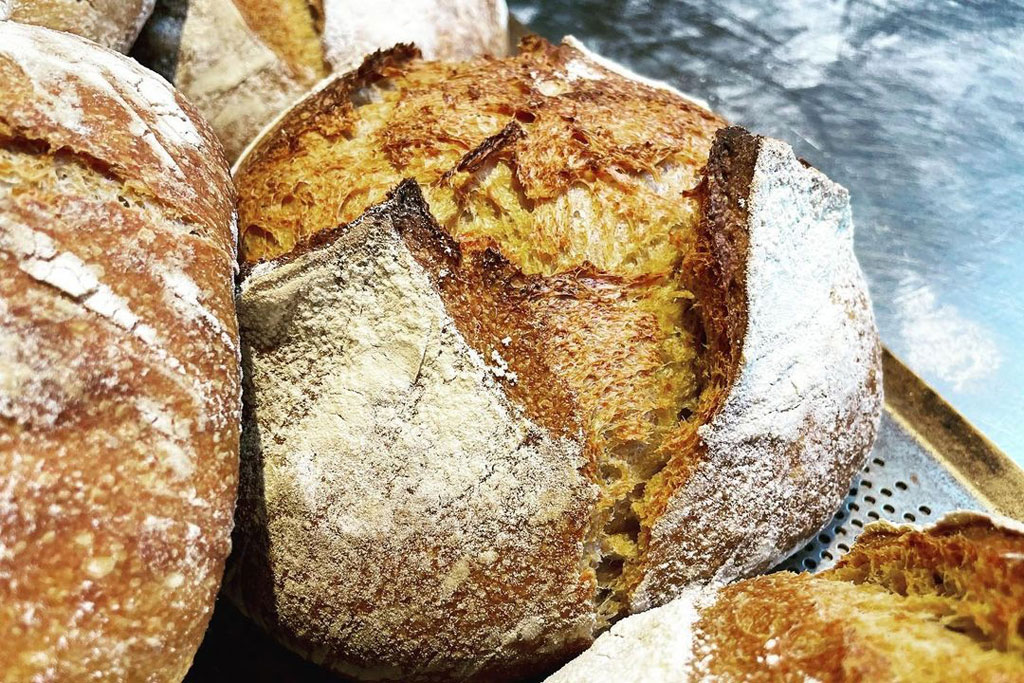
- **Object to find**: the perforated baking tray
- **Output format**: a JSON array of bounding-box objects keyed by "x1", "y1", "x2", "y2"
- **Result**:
[{"x1": 776, "y1": 350, "x2": 1024, "y2": 573}]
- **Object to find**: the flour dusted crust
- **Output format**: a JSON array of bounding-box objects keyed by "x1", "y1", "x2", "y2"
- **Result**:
[
  {"x1": 630, "y1": 127, "x2": 883, "y2": 608},
  {"x1": 172, "y1": 0, "x2": 310, "y2": 163},
  {"x1": 230, "y1": 38, "x2": 882, "y2": 681},
  {"x1": 321, "y1": 0, "x2": 507, "y2": 72},
  {"x1": 0, "y1": 23, "x2": 238, "y2": 681},
  {"x1": 138, "y1": 0, "x2": 507, "y2": 158},
  {"x1": 2, "y1": 0, "x2": 155, "y2": 51},
  {"x1": 548, "y1": 512, "x2": 1024, "y2": 682},
  {"x1": 232, "y1": 184, "x2": 596, "y2": 682}
]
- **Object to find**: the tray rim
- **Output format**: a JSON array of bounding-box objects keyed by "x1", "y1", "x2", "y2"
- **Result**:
[{"x1": 882, "y1": 349, "x2": 1024, "y2": 520}]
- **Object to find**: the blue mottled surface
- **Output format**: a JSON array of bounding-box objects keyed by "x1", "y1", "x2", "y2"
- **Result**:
[{"x1": 511, "y1": 0, "x2": 1024, "y2": 464}]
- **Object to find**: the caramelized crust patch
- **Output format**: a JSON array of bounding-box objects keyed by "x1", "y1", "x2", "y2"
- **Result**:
[
  {"x1": 237, "y1": 36, "x2": 725, "y2": 276},
  {"x1": 235, "y1": 40, "x2": 727, "y2": 625},
  {"x1": 823, "y1": 517, "x2": 1024, "y2": 654}
]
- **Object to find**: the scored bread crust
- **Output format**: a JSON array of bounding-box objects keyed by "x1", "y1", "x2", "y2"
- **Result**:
[
  {"x1": 1, "y1": 0, "x2": 155, "y2": 52},
  {"x1": 233, "y1": 183, "x2": 597, "y2": 682},
  {"x1": 630, "y1": 126, "x2": 883, "y2": 608},
  {"x1": 139, "y1": 0, "x2": 508, "y2": 159},
  {"x1": 230, "y1": 39, "x2": 881, "y2": 681},
  {"x1": 547, "y1": 511, "x2": 1024, "y2": 682},
  {"x1": 0, "y1": 23, "x2": 239, "y2": 681}
]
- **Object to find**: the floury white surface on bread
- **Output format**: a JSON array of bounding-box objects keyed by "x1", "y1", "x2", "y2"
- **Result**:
[
  {"x1": 548, "y1": 511, "x2": 1024, "y2": 682},
  {"x1": 234, "y1": 187, "x2": 596, "y2": 681},
  {"x1": 142, "y1": 0, "x2": 508, "y2": 159},
  {"x1": 0, "y1": 23, "x2": 239, "y2": 682},
  {"x1": 633, "y1": 134, "x2": 882, "y2": 607},
  {"x1": 230, "y1": 37, "x2": 882, "y2": 681},
  {"x1": 1, "y1": 0, "x2": 155, "y2": 51}
]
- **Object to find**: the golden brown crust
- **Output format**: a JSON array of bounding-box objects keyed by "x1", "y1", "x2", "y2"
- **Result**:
[
  {"x1": 231, "y1": 37, "x2": 882, "y2": 681},
  {"x1": 138, "y1": 0, "x2": 508, "y2": 160},
  {"x1": 0, "y1": 24, "x2": 239, "y2": 681},
  {"x1": 237, "y1": 37, "x2": 724, "y2": 265},
  {"x1": 3, "y1": 0, "x2": 155, "y2": 52},
  {"x1": 824, "y1": 513, "x2": 1024, "y2": 654},
  {"x1": 549, "y1": 513, "x2": 1024, "y2": 682},
  {"x1": 0, "y1": 24, "x2": 233, "y2": 246},
  {"x1": 232, "y1": 0, "x2": 328, "y2": 79}
]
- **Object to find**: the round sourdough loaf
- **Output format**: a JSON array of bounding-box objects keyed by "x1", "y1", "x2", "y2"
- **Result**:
[
  {"x1": 548, "y1": 511, "x2": 1024, "y2": 682},
  {"x1": 132, "y1": 0, "x2": 508, "y2": 159},
  {"x1": 0, "y1": 23, "x2": 239, "y2": 682},
  {"x1": 230, "y1": 37, "x2": 883, "y2": 681},
  {"x1": 0, "y1": 0, "x2": 155, "y2": 51}
]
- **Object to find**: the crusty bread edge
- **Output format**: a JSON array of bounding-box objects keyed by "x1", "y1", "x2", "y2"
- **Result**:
[
  {"x1": 561, "y1": 35, "x2": 713, "y2": 111},
  {"x1": 862, "y1": 509, "x2": 1024, "y2": 538},
  {"x1": 631, "y1": 127, "x2": 883, "y2": 608},
  {"x1": 233, "y1": 35, "x2": 714, "y2": 177}
]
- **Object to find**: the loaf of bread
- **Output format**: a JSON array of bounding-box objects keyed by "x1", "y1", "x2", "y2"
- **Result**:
[
  {"x1": 229, "y1": 38, "x2": 882, "y2": 681},
  {"x1": 0, "y1": 0, "x2": 154, "y2": 51},
  {"x1": 548, "y1": 511, "x2": 1024, "y2": 681},
  {"x1": 0, "y1": 23, "x2": 239, "y2": 681},
  {"x1": 132, "y1": 0, "x2": 508, "y2": 159}
]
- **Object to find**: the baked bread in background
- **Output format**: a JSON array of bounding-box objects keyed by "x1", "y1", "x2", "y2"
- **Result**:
[
  {"x1": 0, "y1": 23, "x2": 239, "y2": 681},
  {"x1": 229, "y1": 36, "x2": 883, "y2": 681},
  {"x1": 0, "y1": 0, "x2": 154, "y2": 51},
  {"x1": 132, "y1": 0, "x2": 508, "y2": 159},
  {"x1": 548, "y1": 511, "x2": 1024, "y2": 682}
]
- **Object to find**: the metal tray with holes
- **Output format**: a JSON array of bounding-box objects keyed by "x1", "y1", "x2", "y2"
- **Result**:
[{"x1": 776, "y1": 350, "x2": 1024, "y2": 574}]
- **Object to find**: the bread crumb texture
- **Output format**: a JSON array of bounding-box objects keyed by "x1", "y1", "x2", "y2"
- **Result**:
[
  {"x1": 233, "y1": 37, "x2": 882, "y2": 681},
  {"x1": 548, "y1": 513, "x2": 1024, "y2": 682},
  {"x1": 0, "y1": 24, "x2": 239, "y2": 682}
]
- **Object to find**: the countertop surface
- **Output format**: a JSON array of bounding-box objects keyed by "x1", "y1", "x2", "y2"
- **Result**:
[{"x1": 511, "y1": 0, "x2": 1024, "y2": 464}]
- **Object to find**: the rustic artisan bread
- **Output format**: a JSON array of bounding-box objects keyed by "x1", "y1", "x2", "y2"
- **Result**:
[
  {"x1": 230, "y1": 37, "x2": 883, "y2": 681},
  {"x1": 0, "y1": 0, "x2": 154, "y2": 51},
  {"x1": 0, "y1": 23, "x2": 239, "y2": 681},
  {"x1": 548, "y1": 511, "x2": 1024, "y2": 682},
  {"x1": 132, "y1": 0, "x2": 508, "y2": 159}
]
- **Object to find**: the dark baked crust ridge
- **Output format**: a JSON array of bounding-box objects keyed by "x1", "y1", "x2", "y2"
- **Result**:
[
  {"x1": 386, "y1": 179, "x2": 584, "y2": 439},
  {"x1": 686, "y1": 126, "x2": 755, "y2": 406},
  {"x1": 632, "y1": 127, "x2": 883, "y2": 608}
]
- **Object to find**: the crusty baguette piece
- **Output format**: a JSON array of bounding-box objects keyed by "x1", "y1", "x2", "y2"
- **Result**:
[
  {"x1": 0, "y1": 0, "x2": 155, "y2": 51},
  {"x1": 230, "y1": 38, "x2": 882, "y2": 681},
  {"x1": 132, "y1": 0, "x2": 508, "y2": 159},
  {"x1": 547, "y1": 511, "x2": 1024, "y2": 682},
  {"x1": 0, "y1": 23, "x2": 239, "y2": 681}
]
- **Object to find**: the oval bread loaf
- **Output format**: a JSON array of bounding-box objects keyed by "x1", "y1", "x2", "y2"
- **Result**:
[
  {"x1": 0, "y1": 0, "x2": 155, "y2": 51},
  {"x1": 132, "y1": 0, "x2": 508, "y2": 159},
  {"x1": 548, "y1": 511, "x2": 1024, "y2": 682},
  {"x1": 0, "y1": 23, "x2": 239, "y2": 681},
  {"x1": 230, "y1": 37, "x2": 883, "y2": 681}
]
